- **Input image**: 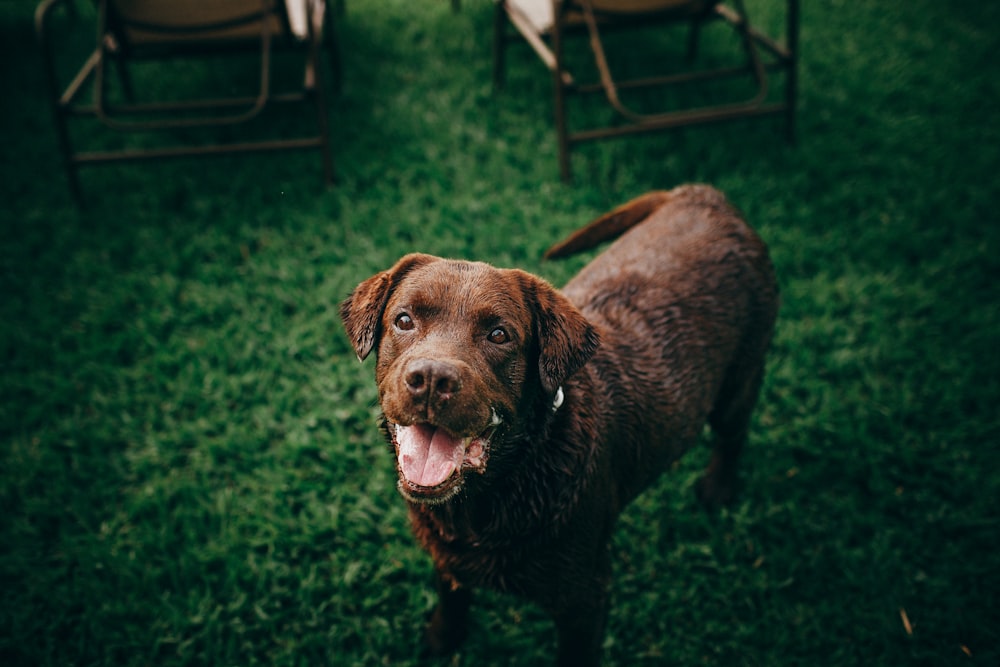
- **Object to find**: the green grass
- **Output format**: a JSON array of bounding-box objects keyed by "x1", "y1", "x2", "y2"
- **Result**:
[{"x1": 2, "y1": 0, "x2": 998, "y2": 665}]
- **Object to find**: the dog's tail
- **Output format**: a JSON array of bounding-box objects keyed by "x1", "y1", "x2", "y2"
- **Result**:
[{"x1": 544, "y1": 191, "x2": 673, "y2": 259}]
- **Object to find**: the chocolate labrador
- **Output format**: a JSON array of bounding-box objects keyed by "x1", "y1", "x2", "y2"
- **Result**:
[{"x1": 340, "y1": 185, "x2": 778, "y2": 666}]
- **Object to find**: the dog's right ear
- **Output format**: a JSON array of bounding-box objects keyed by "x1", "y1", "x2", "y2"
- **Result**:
[{"x1": 340, "y1": 253, "x2": 439, "y2": 361}]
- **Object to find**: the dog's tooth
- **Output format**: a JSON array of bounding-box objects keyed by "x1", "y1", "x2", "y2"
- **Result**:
[{"x1": 490, "y1": 409, "x2": 502, "y2": 426}]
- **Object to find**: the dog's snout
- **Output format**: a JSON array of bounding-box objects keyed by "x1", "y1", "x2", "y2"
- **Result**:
[{"x1": 404, "y1": 359, "x2": 462, "y2": 400}]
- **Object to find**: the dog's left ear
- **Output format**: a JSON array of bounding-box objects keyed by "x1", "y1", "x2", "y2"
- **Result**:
[
  {"x1": 340, "y1": 253, "x2": 439, "y2": 361},
  {"x1": 516, "y1": 271, "x2": 600, "y2": 395}
]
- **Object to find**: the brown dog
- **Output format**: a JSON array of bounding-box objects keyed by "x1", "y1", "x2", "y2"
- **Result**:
[{"x1": 340, "y1": 185, "x2": 778, "y2": 666}]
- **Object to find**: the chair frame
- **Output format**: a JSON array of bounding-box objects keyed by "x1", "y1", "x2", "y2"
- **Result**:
[
  {"x1": 494, "y1": 0, "x2": 799, "y2": 181},
  {"x1": 35, "y1": 0, "x2": 339, "y2": 204}
]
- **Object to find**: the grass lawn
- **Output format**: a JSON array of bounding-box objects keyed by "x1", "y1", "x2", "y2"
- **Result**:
[{"x1": 1, "y1": 0, "x2": 998, "y2": 665}]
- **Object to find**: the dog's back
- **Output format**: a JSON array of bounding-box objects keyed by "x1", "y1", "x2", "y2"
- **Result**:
[{"x1": 548, "y1": 184, "x2": 779, "y2": 507}]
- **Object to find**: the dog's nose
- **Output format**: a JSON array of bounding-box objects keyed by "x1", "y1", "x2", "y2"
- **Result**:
[{"x1": 404, "y1": 359, "x2": 462, "y2": 400}]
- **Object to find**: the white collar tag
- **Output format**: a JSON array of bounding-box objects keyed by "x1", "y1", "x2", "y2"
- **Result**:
[{"x1": 551, "y1": 386, "x2": 564, "y2": 413}]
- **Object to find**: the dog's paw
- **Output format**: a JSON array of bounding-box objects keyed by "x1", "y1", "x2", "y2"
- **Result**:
[
  {"x1": 421, "y1": 606, "x2": 468, "y2": 659},
  {"x1": 694, "y1": 472, "x2": 739, "y2": 508}
]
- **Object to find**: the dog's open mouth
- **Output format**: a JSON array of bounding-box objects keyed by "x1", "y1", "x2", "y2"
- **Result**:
[{"x1": 390, "y1": 410, "x2": 500, "y2": 504}]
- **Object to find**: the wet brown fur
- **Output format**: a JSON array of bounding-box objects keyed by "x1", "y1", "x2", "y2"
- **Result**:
[{"x1": 340, "y1": 184, "x2": 779, "y2": 666}]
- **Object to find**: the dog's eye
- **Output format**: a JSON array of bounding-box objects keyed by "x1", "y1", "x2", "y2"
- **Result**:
[
  {"x1": 395, "y1": 314, "x2": 414, "y2": 331},
  {"x1": 487, "y1": 327, "x2": 509, "y2": 344}
]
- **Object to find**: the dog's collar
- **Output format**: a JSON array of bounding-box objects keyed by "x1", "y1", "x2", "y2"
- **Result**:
[{"x1": 551, "y1": 386, "x2": 564, "y2": 413}]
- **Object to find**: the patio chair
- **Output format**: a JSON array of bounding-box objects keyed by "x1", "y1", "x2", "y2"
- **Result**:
[
  {"x1": 493, "y1": 0, "x2": 799, "y2": 180},
  {"x1": 35, "y1": 0, "x2": 339, "y2": 204}
]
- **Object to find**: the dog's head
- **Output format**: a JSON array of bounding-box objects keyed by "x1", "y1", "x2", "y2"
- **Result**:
[{"x1": 340, "y1": 253, "x2": 599, "y2": 504}]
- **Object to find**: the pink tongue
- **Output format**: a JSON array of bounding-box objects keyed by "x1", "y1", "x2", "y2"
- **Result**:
[{"x1": 396, "y1": 424, "x2": 465, "y2": 487}]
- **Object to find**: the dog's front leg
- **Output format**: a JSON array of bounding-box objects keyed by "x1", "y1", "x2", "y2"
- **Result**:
[
  {"x1": 423, "y1": 569, "x2": 472, "y2": 657},
  {"x1": 550, "y1": 588, "x2": 610, "y2": 667}
]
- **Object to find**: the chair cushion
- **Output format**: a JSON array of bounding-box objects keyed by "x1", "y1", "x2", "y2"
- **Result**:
[
  {"x1": 111, "y1": 0, "x2": 284, "y2": 44},
  {"x1": 506, "y1": 0, "x2": 715, "y2": 33}
]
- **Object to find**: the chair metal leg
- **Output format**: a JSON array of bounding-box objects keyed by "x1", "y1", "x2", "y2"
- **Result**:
[
  {"x1": 36, "y1": 0, "x2": 86, "y2": 204},
  {"x1": 307, "y1": 4, "x2": 334, "y2": 184},
  {"x1": 110, "y1": 50, "x2": 135, "y2": 101},
  {"x1": 323, "y1": 0, "x2": 343, "y2": 95},
  {"x1": 552, "y1": 9, "x2": 571, "y2": 182},
  {"x1": 785, "y1": 0, "x2": 799, "y2": 143}
]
